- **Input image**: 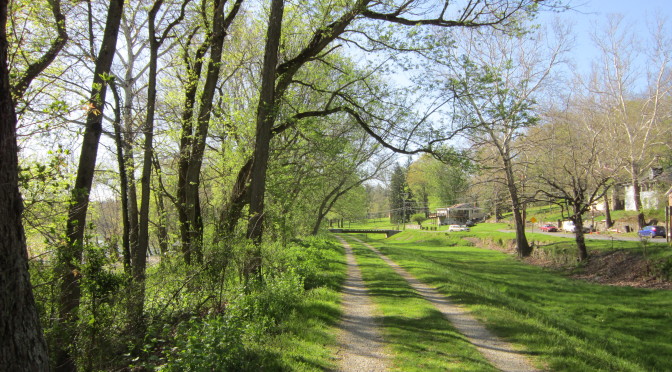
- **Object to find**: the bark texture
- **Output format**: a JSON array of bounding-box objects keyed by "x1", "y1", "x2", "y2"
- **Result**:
[
  {"x1": 0, "y1": 2, "x2": 50, "y2": 368},
  {"x1": 57, "y1": 1, "x2": 124, "y2": 370},
  {"x1": 502, "y1": 153, "x2": 531, "y2": 257},
  {"x1": 177, "y1": 0, "x2": 242, "y2": 264},
  {"x1": 247, "y1": 0, "x2": 285, "y2": 247}
]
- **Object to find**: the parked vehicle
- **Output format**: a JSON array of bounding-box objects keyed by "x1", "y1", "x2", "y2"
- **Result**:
[
  {"x1": 539, "y1": 224, "x2": 558, "y2": 232},
  {"x1": 637, "y1": 225, "x2": 666, "y2": 238},
  {"x1": 561, "y1": 220, "x2": 590, "y2": 233},
  {"x1": 448, "y1": 225, "x2": 470, "y2": 232}
]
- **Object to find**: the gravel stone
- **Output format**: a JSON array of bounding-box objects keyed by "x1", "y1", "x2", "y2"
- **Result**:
[
  {"x1": 350, "y1": 236, "x2": 540, "y2": 372},
  {"x1": 334, "y1": 236, "x2": 390, "y2": 372}
]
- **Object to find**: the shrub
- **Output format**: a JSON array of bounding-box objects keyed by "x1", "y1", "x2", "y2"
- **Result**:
[
  {"x1": 239, "y1": 270, "x2": 305, "y2": 326},
  {"x1": 411, "y1": 213, "x2": 427, "y2": 226},
  {"x1": 160, "y1": 270, "x2": 303, "y2": 371},
  {"x1": 653, "y1": 256, "x2": 672, "y2": 281},
  {"x1": 160, "y1": 311, "x2": 272, "y2": 371}
]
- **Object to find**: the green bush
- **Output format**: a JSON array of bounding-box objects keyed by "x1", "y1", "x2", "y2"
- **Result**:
[
  {"x1": 161, "y1": 270, "x2": 304, "y2": 370},
  {"x1": 653, "y1": 256, "x2": 672, "y2": 281},
  {"x1": 160, "y1": 311, "x2": 273, "y2": 371},
  {"x1": 239, "y1": 270, "x2": 305, "y2": 326},
  {"x1": 264, "y1": 237, "x2": 343, "y2": 290},
  {"x1": 411, "y1": 213, "x2": 427, "y2": 226}
]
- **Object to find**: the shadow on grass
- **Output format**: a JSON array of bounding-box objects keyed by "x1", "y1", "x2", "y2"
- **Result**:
[
  {"x1": 381, "y1": 310, "x2": 497, "y2": 372},
  {"x1": 372, "y1": 238, "x2": 672, "y2": 371},
  {"x1": 348, "y1": 241, "x2": 498, "y2": 372}
]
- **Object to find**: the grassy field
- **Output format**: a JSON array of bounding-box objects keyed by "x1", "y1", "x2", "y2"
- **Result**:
[
  {"x1": 502, "y1": 204, "x2": 667, "y2": 228},
  {"x1": 350, "y1": 228, "x2": 672, "y2": 371}
]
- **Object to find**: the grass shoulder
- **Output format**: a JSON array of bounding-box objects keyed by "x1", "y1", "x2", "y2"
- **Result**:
[
  {"x1": 146, "y1": 236, "x2": 348, "y2": 371},
  {"x1": 355, "y1": 229, "x2": 671, "y2": 371},
  {"x1": 343, "y1": 236, "x2": 497, "y2": 371}
]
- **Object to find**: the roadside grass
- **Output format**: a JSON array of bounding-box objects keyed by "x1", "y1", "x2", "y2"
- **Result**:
[
  {"x1": 154, "y1": 236, "x2": 348, "y2": 371},
  {"x1": 341, "y1": 218, "x2": 399, "y2": 230},
  {"x1": 344, "y1": 236, "x2": 497, "y2": 372},
  {"x1": 269, "y1": 286, "x2": 343, "y2": 370},
  {"x1": 467, "y1": 222, "x2": 671, "y2": 258},
  {"x1": 360, "y1": 230, "x2": 672, "y2": 371},
  {"x1": 271, "y1": 237, "x2": 348, "y2": 370},
  {"x1": 503, "y1": 204, "x2": 666, "y2": 229}
]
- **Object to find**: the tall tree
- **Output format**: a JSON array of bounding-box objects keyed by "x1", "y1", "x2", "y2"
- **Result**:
[
  {"x1": 0, "y1": 0, "x2": 66, "y2": 368},
  {"x1": 407, "y1": 155, "x2": 431, "y2": 215},
  {"x1": 408, "y1": 153, "x2": 470, "y2": 212},
  {"x1": 530, "y1": 112, "x2": 611, "y2": 261},
  {"x1": 237, "y1": 0, "x2": 555, "y2": 248},
  {"x1": 128, "y1": 0, "x2": 191, "y2": 346},
  {"x1": 438, "y1": 23, "x2": 570, "y2": 257},
  {"x1": 307, "y1": 129, "x2": 392, "y2": 235},
  {"x1": 176, "y1": 0, "x2": 243, "y2": 264},
  {"x1": 585, "y1": 15, "x2": 672, "y2": 229},
  {"x1": 115, "y1": 1, "x2": 152, "y2": 273},
  {"x1": 57, "y1": 1, "x2": 124, "y2": 370},
  {"x1": 389, "y1": 164, "x2": 411, "y2": 223},
  {"x1": 246, "y1": 0, "x2": 284, "y2": 253}
]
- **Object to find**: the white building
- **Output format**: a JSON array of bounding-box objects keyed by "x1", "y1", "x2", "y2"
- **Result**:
[{"x1": 432, "y1": 203, "x2": 485, "y2": 225}]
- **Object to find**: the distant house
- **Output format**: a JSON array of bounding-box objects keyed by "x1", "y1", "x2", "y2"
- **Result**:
[
  {"x1": 624, "y1": 167, "x2": 672, "y2": 211},
  {"x1": 430, "y1": 203, "x2": 485, "y2": 226}
]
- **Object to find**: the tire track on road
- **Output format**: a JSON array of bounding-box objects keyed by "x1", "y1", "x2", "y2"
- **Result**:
[
  {"x1": 349, "y1": 236, "x2": 539, "y2": 372},
  {"x1": 334, "y1": 236, "x2": 389, "y2": 372}
]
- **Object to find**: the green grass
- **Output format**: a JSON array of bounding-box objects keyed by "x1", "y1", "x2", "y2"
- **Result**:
[
  {"x1": 344, "y1": 236, "x2": 497, "y2": 371},
  {"x1": 502, "y1": 204, "x2": 667, "y2": 227},
  {"x1": 154, "y1": 236, "x2": 349, "y2": 371},
  {"x1": 355, "y1": 229, "x2": 672, "y2": 371},
  {"x1": 270, "y1": 237, "x2": 348, "y2": 370}
]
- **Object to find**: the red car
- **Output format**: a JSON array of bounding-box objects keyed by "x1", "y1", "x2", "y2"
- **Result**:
[{"x1": 539, "y1": 224, "x2": 558, "y2": 232}]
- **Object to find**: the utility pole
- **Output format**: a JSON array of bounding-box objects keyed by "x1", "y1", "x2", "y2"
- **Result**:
[{"x1": 402, "y1": 192, "x2": 409, "y2": 230}]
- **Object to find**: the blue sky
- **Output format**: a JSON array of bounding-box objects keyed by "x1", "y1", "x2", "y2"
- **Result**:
[{"x1": 552, "y1": 0, "x2": 672, "y2": 73}]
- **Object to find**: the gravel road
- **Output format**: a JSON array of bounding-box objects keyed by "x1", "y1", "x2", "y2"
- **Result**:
[
  {"x1": 336, "y1": 235, "x2": 539, "y2": 372},
  {"x1": 334, "y1": 236, "x2": 390, "y2": 371}
]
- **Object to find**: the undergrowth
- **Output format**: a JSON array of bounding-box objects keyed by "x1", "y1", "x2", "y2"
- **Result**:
[
  {"x1": 30, "y1": 235, "x2": 346, "y2": 371},
  {"x1": 154, "y1": 236, "x2": 347, "y2": 371}
]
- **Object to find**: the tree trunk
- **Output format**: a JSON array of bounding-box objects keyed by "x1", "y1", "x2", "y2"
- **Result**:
[
  {"x1": 603, "y1": 193, "x2": 613, "y2": 229},
  {"x1": 155, "y1": 187, "x2": 169, "y2": 255},
  {"x1": 216, "y1": 158, "x2": 252, "y2": 238},
  {"x1": 175, "y1": 34, "x2": 203, "y2": 263},
  {"x1": 611, "y1": 184, "x2": 623, "y2": 210},
  {"x1": 57, "y1": 1, "x2": 124, "y2": 370},
  {"x1": 631, "y1": 175, "x2": 646, "y2": 229},
  {"x1": 573, "y1": 214, "x2": 588, "y2": 261},
  {"x1": 110, "y1": 82, "x2": 131, "y2": 272},
  {"x1": 246, "y1": 0, "x2": 285, "y2": 252},
  {"x1": 177, "y1": 0, "x2": 242, "y2": 264},
  {"x1": 0, "y1": 5, "x2": 50, "y2": 367},
  {"x1": 503, "y1": 157, "x2": 531, "y2": 257},
  {"x1": 119, "y1": 19, "x2": 140, "y2": 272},
  {"x1": 128, "y1": 0, "x2": 165, "y2": 348},
  {"x1": 123, "y1": 142, "x2": 139, "y2": 272}
]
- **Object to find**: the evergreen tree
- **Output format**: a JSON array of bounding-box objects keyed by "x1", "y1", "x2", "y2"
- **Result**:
[{"x1": 389, "y1": 164, "x2": 413, "y2": 223}]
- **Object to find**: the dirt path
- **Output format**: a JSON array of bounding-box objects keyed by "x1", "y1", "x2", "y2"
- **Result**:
[
  {"x1": 347, "y1": 236, "x2": 539, "y2": 372},
  {"x1": 334, "y1": 236, "x2": 390, "y2": 371}
]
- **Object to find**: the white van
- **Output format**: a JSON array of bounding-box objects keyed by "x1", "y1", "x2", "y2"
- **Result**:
[{"x1": 561, "y1": 220, "x2": 590, "y2": 233}]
